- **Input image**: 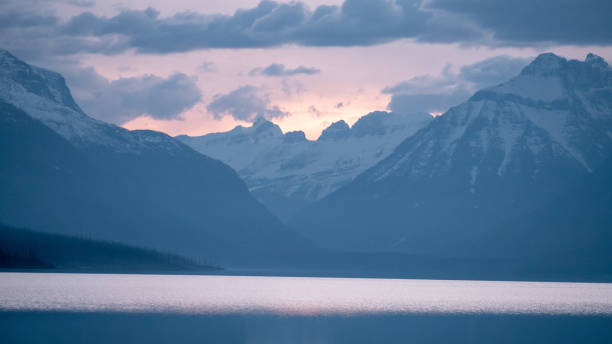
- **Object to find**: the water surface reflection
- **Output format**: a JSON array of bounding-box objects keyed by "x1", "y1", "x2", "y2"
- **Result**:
[{"x1": 2, "y1": 273, "x2": 612, "y2": 315}]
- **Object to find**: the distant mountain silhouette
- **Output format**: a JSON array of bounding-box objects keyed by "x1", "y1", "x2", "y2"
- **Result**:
[
  {"x1": 178, "y1": 111, "x2": 432, "y2": 221},
  {"x1": 0, "y1": 49, "x2": 311, "y2": 267},
  {"x1": 291, "y1": 53, "x2": 612, "y2": 274}
]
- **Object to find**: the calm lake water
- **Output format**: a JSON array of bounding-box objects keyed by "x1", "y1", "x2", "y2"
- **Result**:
[{"x1": 1, "y1": 273, "x2": 612, "y2": 343}]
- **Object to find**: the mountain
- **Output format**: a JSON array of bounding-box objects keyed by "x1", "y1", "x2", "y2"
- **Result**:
[
  {"x1": 0, "y1": 49, "x2": 309, "y2": 267},
  {"x1": 178, "y1": 111, "x2": 432, "y2": 221},
  {"x1": 291, "y1": 53, "x2": 612, "y2": 267},
  {"x1": 488, "y1": 155, "x2": 612, "y2": 276},
  {"x1": 0, "y1": 224, "x2": 213, "y2": 272}
]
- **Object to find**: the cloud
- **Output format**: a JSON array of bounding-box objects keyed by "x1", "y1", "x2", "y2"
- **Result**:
[
  {"x1": 250, "y1": 63, "x2": 320, "y2": 77},
  {"x1": 0, "y1": 0, "x2": 609, "y2": 60},
  {"x1": 0, "y1": 0, "x2": 461, "y2": 58},
  {"x1": 0, "y1": 0, "x2": 58, "y2": 30},
  {"x1": 308, "y1": 105, "x2": 322, "y2": 117},
  {"x1": 62, "y1": 67, "x2": 202, "y2": 124},
  {"x1": 388, "y1": 92, "x2": 472, "y2": 114},
  {"x1": 207, "y1": 85, "x2": 288, "y2": 122},
  {"x1": 383, "y1": 66, "x2": 456, "y2": 95},
  {"x1": 0, "y1": 0, "x2": 90, "y2": 31},
  {"x1": 293, "y1": 0, "x2": 434, "y2": 46},
  {"x1": 428, "y1": 0, "x2": 612, "y2": 46},
  {"x1": 199, "y1": 61, "x2": 219, "y2": 73},
  {"x1": 384, "y1": 55, "x2": 529, "y2": 114},
  {"x1": 61, "y1": 0, "x2": 95, "y2": 8},
  {"x1": 457, "y1": 55, "x2": 532, "y2": 86}
]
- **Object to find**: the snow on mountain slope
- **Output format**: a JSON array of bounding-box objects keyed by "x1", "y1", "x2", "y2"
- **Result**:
[
  {"x1": 180, "y1": 117, "x2": 287, "y2": 171},
  {"x1": 369, "y1": 52, "x2": 612, "y2": 183},
  {"x1": 0, "y1": 49, "x2": 184, "y2": 154},
  {"x1": 291, "y1": 53, "x2": 612, "y2": 256},
  {"x1": 178, "y1": 111, "x2": 432, "y2": 220},
  {"x1": 0, "y1": 49, "x2": 311, "y2": 266}
]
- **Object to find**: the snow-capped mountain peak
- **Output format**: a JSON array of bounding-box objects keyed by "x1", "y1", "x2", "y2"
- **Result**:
[
  {"x1": 484, "y1": 53, "x2": 568, "y2": 102},
  {"x1": 489, "y1": 52, "x2": 612, "y2": 103},
  {"x1": 585, "y1": 53, "x2": 609, "y2": 69},
  {"x1": 0, "y1": 49, "x2": 83, "y2": 114},
  {"x1": 367, "y1": 53, "x2": 612, "y2": 184},
  {"x1": 351, "y1": 111, "x2": 432, "y2": 137},
  {"x1": 221, "y1": 117, "x2": 284, "y2": 144},
  {"x1": 319, "y1": 120, "x2": 350, "y2": 141},
  {"x1": 290, "y1": 53, "x2": 612, "y2": 257},
  {"x1": 520, "y1": 52, "x2": 566, "y2": 77},
  {"x1": 1, "y1": 49, "x2": 310, "y2": 265},
  {"x1": 250, "y1": 117, "x2": 284, "y2": 138},
  {"x1": 283, "y1": 130, "x2": 307, "y2": 143},
  {"x1": 178, "y1": 111, "x2": 432, "y2": 220},
  {"x1": 0, "y1": 50, "x2": 187, "y2": 154}
]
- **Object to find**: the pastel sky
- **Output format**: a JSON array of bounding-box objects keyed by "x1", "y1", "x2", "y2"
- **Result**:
[{"x1": 2, "y1": 0, "x2": 611, "y2": 139}]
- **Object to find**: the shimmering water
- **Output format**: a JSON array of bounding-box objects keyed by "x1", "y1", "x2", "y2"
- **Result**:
[
  {"x1": 2, "y1": 273, "x2": 612, "y2": 343},
  {"x1": 1, "y1": 273, "x2": 612, "y2": 315}
]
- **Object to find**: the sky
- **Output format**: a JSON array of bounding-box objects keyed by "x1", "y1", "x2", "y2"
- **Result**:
[{"x1": 1, "y1": 0, "x2": 611, "y2": 139}]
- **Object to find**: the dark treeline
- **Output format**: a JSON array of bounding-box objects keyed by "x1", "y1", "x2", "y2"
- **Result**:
[{"x1": 0, "y1": 224, "x2": 217, "y2": 272}]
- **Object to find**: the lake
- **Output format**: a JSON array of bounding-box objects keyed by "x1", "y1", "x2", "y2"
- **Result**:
[{"x1": 1, "y1": 272, "x2": 612, "y2": 343}]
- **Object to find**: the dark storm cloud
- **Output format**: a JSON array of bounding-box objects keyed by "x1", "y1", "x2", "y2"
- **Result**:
[
  {"x1": 62, "y1": 67, "x2": 202, "y2": 124},
  {"x1": 292, "y1": 0, "x2": 433, "y2": 46},
  {"x1": 54, "y1": 0, "x2": 435, "y2": 53},
  {"x1": 207, "y1": 85, "x2": 288, "y2": 122},
  {"x1": 0, "y1": 0, "x2": 459, "y2": 57},
  {"x1": 0, "y1": 0, "x2": 609, "y2": 58},
  {"x1": 0, "y1": 0, "x2": 131, "y2": 60},
  {"x1": 0, "y1": 11, "x2": 58, "y2": 29},
  {"x1": 63, "y1": 0, "x2": 95, "y2": 7},
  {"x1": 427, "y1": 0, "x2": 612, "y2": 46},
  {"x1": 385, "y1": 55, "x2": 529, "y2": 114},
  {"x1": 250, "y1": 63, "x2": 320, "y2": 77}
]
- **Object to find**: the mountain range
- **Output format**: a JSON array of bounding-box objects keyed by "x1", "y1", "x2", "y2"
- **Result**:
[
  {"x1": 0, "y1": 49, "x2": 309, "y2": 267},
  {"x1": 290, "y1": 53, "x2": 612, "y2": 272},
  {"x1": 1, "y1": 48, "x2": 610, "y2": 278},
  {"x1": 178, "y1": 111, "x2": 432, "y2": 221}
]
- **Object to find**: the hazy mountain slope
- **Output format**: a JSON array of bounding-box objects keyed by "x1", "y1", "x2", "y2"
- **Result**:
[
  {"x1": 490, "y1": 155, "x2": 612, "y2": 273},
  {"x1": 291, "y1": 53, "x2": 612, "y2": 264},
  {"x1": 178, "y1": 111, "x2": 432, "y2": 221},
  {"x1": 0, "y1": 49, "x2": 310, "y2": 266},
  {"x1": 0, "y1": 224, "x2": 212, "y2": 271}
]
